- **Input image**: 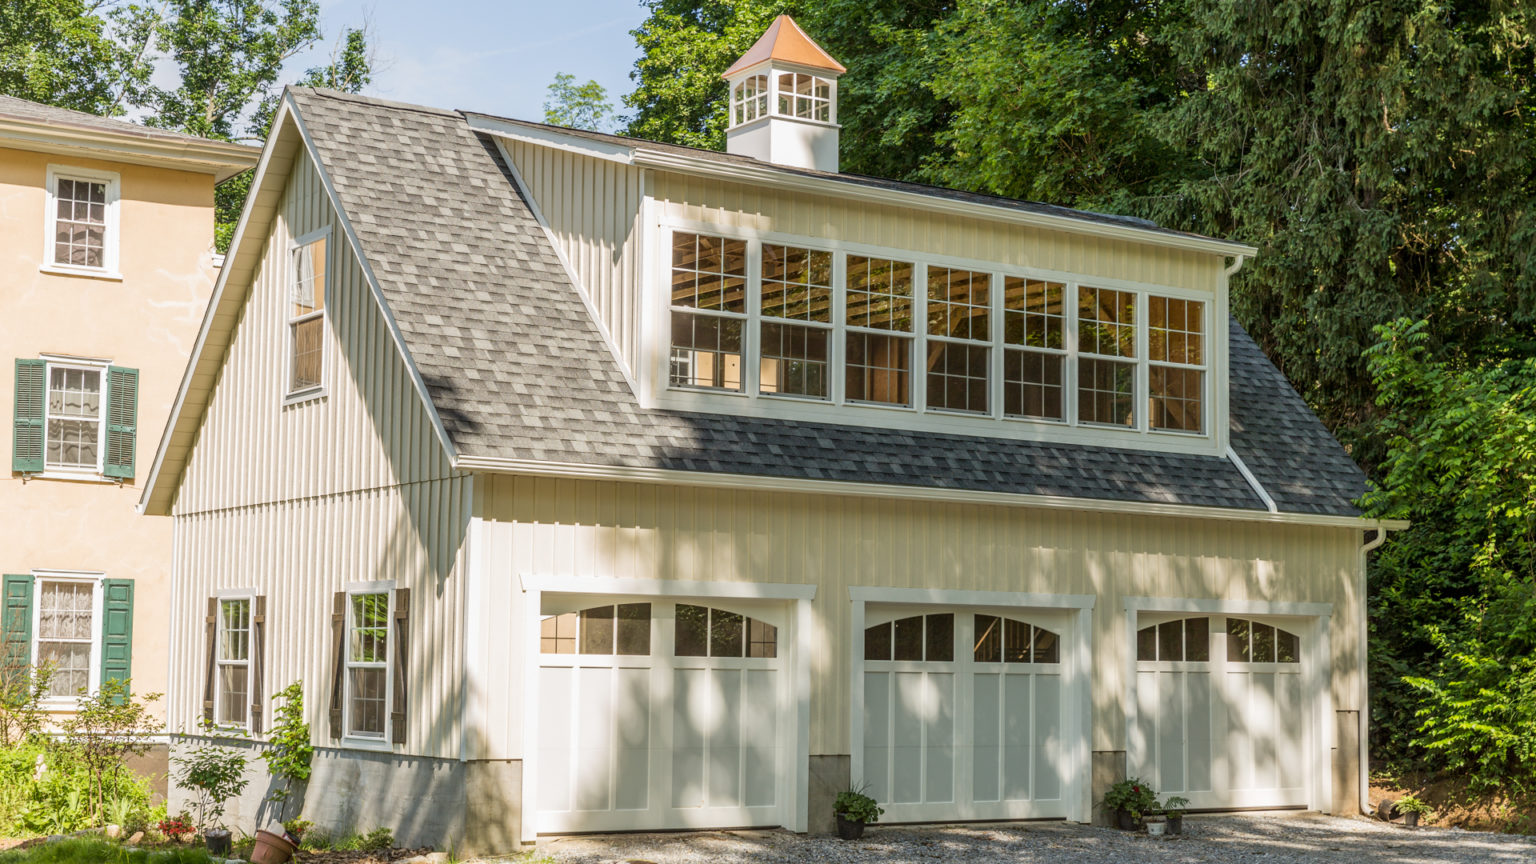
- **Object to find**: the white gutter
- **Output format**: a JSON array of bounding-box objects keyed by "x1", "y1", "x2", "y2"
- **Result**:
[
  {"x1": 1358, "y1": 526, "x2": 1390, "y2": 815},
  {"x1": 455, "y1": 454, "x2": 1408, "y2": 532},
  {"x1": 0, "y1": 117, "x2": 259, "y2": 181}
]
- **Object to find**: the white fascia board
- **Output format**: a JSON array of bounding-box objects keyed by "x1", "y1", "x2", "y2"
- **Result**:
[
  {"x1": 284, "y1": 94, "x2": 461, "y2": 468},
  {"x1": 462, "y1": 113, "x2": 1258, "y2": 259},
  {"x1": 455, "y1": 454, "x2": 1408, "y2": 531},
  {"x1": 0, "y1": 118, "x2": 259, "y2": 181},
  {"x1": 138, "y1": 101, "x2": 296, "y2": 516},
  {"x1": 520, "y1": 573, "x2": 816, "y2": 601}
]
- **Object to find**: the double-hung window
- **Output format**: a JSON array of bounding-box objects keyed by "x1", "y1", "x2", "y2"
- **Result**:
[
  {"x1": 1076, "y1": 286, "x2": 1138, "y2": 427},
  {"x1": 1147, "y1": 296, "x2": 1207, "y2": 433},
  {"x1": 346, "y1": 591, "x2": 390, "y2": 739},
  {"x1": 758, "y1": 244, "x2": 833, "y2": 399},
  {"x1": 845, "y1": 256, "x2": 914, "y2": 406},
  {"x1": 926, "y1": 267, "x2": 991, "y2": 414},
  {"x1": 13, "y1": 357, "x2": 138, "y2": 479},
  {"x1": 287, "y1": 232, "x2": 328, "y2": 397},
  {"x1": 45, "y1": 364, "x2": 104, "y2": 473},
  {"x1": 669, "y1": 232, "x2": 747, "y2": 391},
  {"x1": 45, "y1": 166, "x2": 119, "y2": 275},
  {"x1": 216, "y1": 598, "x2": 252, "y2": 728},
  {"x1": 34, "y1": 577, "x2": 97, "y2": 701},
  {"x1": 1002, "y1": 277, "x2": 1067, "y2": 421}
]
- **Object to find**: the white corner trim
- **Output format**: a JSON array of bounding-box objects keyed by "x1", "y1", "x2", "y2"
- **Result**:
[
  {"x1": 491, "y1": 137, "x2": 640, "y2": 392},
  {"x1": 1227, "y1": 446, "x2": 1278, "y2": 514},
  {"x1": 848, "y1": 586, "x2": 1095, "y2": 610},
  {"x1": 1122, "y1": 595, "x2": 1333, "y2": 618},
  {"x1": 519, "y1": 573, "x2": 816, "y2": 601},
  {"x1": 284, "y1": 96, "x2": 461, "y2": 467}
]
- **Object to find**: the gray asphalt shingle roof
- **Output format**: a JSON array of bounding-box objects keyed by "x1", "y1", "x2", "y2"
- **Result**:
[
  {"x1": 0, "y1": 94, "x2": 227, "y2": 145},
  {"x1": 289, "y1": 87, "x2": 1366, "y2": 517}
]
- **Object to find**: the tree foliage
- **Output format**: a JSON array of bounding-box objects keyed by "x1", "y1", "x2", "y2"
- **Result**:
[
  {"x1": 0, "y1": 0, "x2": 153, "y2": 115},
  {"x1": 544, "y1": 72, "x2": 614, "y2": 132}
]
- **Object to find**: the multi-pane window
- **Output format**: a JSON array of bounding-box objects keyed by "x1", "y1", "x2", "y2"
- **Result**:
[
  {"x1": 776, "y1": 72, "x2": 832, "y2": 122},
  {"x1": 759, "y1": 244, "x2": 832, "y2": 399},
  {"x1": 52, "y1": 177, "x2": 109, "y2": 269},
  {"x1": 926, "y1": 268, "x2": 990, "y2": 413},
  {"x1": 670, "y1": 232, "x2": 747, "y2": 391},
  {"x1": 217, "y1": 598, "x2": 251, "y2": 727},
  {"x1": 675, "y1": 605, "x2": 777, "y2": 658},
  {"x1": 864, "y1": 613, "x2": 955, "y2": 662},
  {"x1": 346, "y1": 592, "x2": 389, "y2": 738},
  {"x1": 973, "y1": 615, "x2": 1061, "y2": 664},
  {"x1": 36, "y1": 580, "x2": 94, "y2": 700},
  {"x1": 1148, "y1": 296, "x2": 1206, "y2": 433},
  {"x1": 1002, "y1": 277, "x2": 1066, "y2": 420},
  {"x1": 731, "y1": 74, "x2": 769, "y2": 126},
  {"x1": 45, "y1": 366, "x2": 103, "y2": 472},
  {"x1": 845, "y1": 256, "x2": 914, "y2": 406},
  {"x1": 1226, "y1": 618, "x2": 1300, "y2": 664},
  {"x1": 1136, "y1": 617, "x2": 1211, "y2": 662},
  {"x1": 540, "y1": 603, "x2": 651, "y2": 656},
  {"x1": 1077, "y1": 286, "x2": 1137, "y2": 427},
  {"x1": 288, "y1": 235, "x2": 327, "y2": 394}
]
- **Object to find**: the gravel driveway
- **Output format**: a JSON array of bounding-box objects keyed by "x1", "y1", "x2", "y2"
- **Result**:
[{"x1": 533, "y1": 813, "x2": 1536, "y2": 864}]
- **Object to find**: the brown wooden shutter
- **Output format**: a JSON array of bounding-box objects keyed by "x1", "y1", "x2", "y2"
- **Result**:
[
  {"x1": 328, "y1": 591, "x2": 345, "y2": 739},
  {"x1": 202, "y1": 598, "x2": 217, "y2": 724},
  {"x1": 390, "y1": 588, "x2": 410, "y2": 746},
  {"x1": 250, "y1": 596, "x2": 267, "y2": 734}
]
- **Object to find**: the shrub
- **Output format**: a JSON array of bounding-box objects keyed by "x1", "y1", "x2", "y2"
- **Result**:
[
  {"x1": 832, "y1": 786, "x2": 883, "y2": 824},
  {"x1": 0, "y1": 664, "x2": 53, "y2": 747},
  {"x1": 157, "y1": 816, "x2": 195, "y2": 842},
  {"x1": 59, "y1": 679, "x2": 162, "y2": 825},
  {"x1": 0, "y1": 737, "x2": 153, "y2": 836},
  {"x1": 335, "y1": 827, "x2": 394, "y2": 852},
  {"x1": 170, "y1": 730, "x2": 249, "y2": 833}
]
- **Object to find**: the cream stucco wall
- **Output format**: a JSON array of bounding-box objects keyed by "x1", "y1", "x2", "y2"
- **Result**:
[{"x1": 2, "y1": 144, "x2": 225, "y2": 714}]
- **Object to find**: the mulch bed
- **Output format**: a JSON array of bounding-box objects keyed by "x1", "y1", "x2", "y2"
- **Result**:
[{"x1": 292, "y1": 848, "x2": 435, "y2": 864}]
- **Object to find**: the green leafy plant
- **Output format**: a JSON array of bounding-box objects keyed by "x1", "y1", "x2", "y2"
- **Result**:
[
  {"x1": 281, "y1": 817, "x2": 313, "y2": 840},
  {"x1": 832, "y1": 785, "x2": 884, "y2": 824},
  {"x1": 59, "y1": 678, "x2": 162, "y2": 825},
  {"x1": 170, "y1": 727, "x2": 250, "y2": 833},
  {"x1": 261, "y1": 681, "x2": 313, "y2": 821},
  {"x1": 1160, "y1": 795, "x2": 1190, "y2": 816},
  {"x1": 0, "y1": 662, "x2": 54, "y2": 747},
  {"x1": 1103, "y1": 778, "x2": 1158, "y2": 819},
  {"x1": 1397, "y1": 794, "x2": 1433, "y2": 816}
]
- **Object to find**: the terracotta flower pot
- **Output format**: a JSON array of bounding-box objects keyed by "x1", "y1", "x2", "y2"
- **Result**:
[{"x1": 251, "y1": 828, "x2": 298, "y2": 864}]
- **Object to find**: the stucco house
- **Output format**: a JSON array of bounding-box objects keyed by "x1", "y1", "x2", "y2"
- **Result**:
[
  {"x1": 1, "y1": 96, "x2": 257, "y2": 729},
  {"x1": 140, "y1": 18, "x2": 1398, "y2": 854}
]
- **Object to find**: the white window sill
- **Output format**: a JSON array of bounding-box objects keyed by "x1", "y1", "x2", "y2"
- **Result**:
[
  {"x1": 39, "y1": 264, "x2": 123, "y2": 282},
  {"x1": 283, "y1": 387, "x2": 327, "y2": 407},
  {"x1": 340, "y1": 735, "x2": 394, "y2": 752},
  {"x1": 28, "y1": 471, "x2": 116, "y2": 484}
]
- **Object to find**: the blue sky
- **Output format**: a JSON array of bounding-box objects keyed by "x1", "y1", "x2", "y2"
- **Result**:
[{"x1": 288, "y1": 0, "x2": 651, "y2": 131}]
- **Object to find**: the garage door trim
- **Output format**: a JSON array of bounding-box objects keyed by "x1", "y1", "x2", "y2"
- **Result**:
[
  {"x1": 848, "y1": 587, "x2": 1094, "y2": 824},
  {"x1": 520, "y1": 574, "x2": 816, "y2": 843},
  {"x1": 1121, "y1": 597, "x2": 1333, "y2": 813}
]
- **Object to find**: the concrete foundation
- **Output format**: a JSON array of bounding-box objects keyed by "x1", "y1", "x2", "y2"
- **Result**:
[
  {"x1": 807, "y1": 755, "x2": 850, "y2": 835},
  {"x1": 1333, "y1": 710, "x2": 1361, "y2": 816},
  {"x1": 124, "y1": 743, "x2": 170, "y2": 802},
  {"x1": 1090, "y1": 750, "x2": 1126, "y2": 826}
]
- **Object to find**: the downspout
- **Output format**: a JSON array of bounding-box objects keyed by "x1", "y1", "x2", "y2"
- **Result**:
[
  {"x1": 1226, "y1": 254, "x2": 1247, "y2": 278},
  {"x1": 1358, "y1": 527, "x2": 1388, "y2": 814}
]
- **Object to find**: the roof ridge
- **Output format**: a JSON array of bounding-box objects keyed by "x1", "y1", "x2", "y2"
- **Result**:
[{"x1": 288, "y1": 86, "x2": 460, "y2": 119}]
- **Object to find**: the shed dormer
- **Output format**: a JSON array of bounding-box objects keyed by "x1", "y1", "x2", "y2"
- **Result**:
[{"x1": 722, "y1": 15, "x2": 845, "y2": 172}]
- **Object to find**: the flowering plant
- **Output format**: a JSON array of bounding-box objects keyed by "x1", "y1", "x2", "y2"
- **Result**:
[
  {"x1": 1102, "y1": 778, "x2": 1159, "y2": 818},
  {"x1": 157, "y1": 817, "x2": 195, "y2": 841}
]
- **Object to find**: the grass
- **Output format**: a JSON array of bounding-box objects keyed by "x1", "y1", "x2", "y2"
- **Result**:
[{"x1": 0, "y1": 839, "x2": 216, "y2": 864}]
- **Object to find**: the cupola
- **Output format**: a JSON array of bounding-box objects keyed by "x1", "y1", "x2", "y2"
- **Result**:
[{"x1": 722, "y1": 15, "x2": 845, "y2": 172}]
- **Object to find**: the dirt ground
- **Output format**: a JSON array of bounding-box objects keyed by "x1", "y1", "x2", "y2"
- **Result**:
[{"x1": 1372, "y1": 779, "x2": 1536, "y2": 835}]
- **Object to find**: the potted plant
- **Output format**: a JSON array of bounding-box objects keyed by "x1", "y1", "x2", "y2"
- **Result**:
[
  {"x1": 1144, "y1": 812, "x2": 1168, "y2": 837},
  {"x1": 1162, "y1": 796, "x2": 1189, "y2": 835},
  {"x1": 251, "y1": 822, "x2": 300, "y2": 864},
  {"x1": 1102, "y1": 778, "x2": 1158, "y2": 831},
  {"x1": 1397, "y1": 794, "x2": 1432, "y2": 828},
  {"x1": 832, "y1": 785, "x2": 884, "y2": 840}
]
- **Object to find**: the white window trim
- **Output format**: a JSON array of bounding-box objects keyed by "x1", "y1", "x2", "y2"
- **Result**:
[
  {"x1": 649, "y1": 221, "x2": 1223, "y2": 457},
  {"x1": 42, "y1": 165, "x2": 122, "y2": 279},
  {"x1": 38, "y1": 355, "x2": 112, "y2": 480},
  {"x1": 211, "y1": 590, "x2": 255, "y2": 733},
  {"x1": 1121, "y1": 596, "x2": 1333, "y2": 813},
  {"x1": 31, "y1": 570, "x2": 105, "y2": 709},
  {"x1": 341, "y1": 580, "x2": 394, "y2": 749},
  {"x1": 283, "y1": 226, "x2": 332, "y2": 405}
]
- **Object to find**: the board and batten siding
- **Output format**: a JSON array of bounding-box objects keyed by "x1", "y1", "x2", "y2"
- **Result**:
[
  {"x1": 468, "y1": 474, "x2": 1361, "y2": 761},
  {"x1": 167, "y1": 148, "x2": 470, "y2": 759},
  {"x1": 500, "y1": 139, "x2": 645, "y2": 378}
]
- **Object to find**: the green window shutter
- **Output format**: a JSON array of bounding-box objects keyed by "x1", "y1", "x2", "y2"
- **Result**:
[
  {"x1": 99, "y1": 579, "x2": 134, "y2": 701},
  {"x1": 103, "y1": 367, "x2": 138, "y2": 480},
  {"x1": 13, "y1": 359, "x2": 45, "y2": 474},
  {"x1": 2, "y1": 574, "x2": 35, "y2": 672}
]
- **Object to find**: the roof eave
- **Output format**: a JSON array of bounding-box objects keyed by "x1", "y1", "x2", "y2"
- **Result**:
[{"x1": 0, "y1": 116, "x2": 260, "y2": 181}]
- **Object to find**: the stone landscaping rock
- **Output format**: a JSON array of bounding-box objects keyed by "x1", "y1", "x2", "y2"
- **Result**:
[
  {"x1": 105, "y1": 824, "x2": 122, "y2": 839},
  {"x1": 128, "y1": 831, "x2": 145, "y2": 844}
]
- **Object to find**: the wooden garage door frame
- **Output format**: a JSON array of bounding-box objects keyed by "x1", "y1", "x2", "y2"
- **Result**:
[
  {"x1": 848, "y1": 587, "x2": 1095, "y2": 825},
  {"x1": 519, "y1": 574, "x2": 816, "y2": 843},
  {"x1": 1122, "y1": 597, "x2": 1333, "y2": 813}
]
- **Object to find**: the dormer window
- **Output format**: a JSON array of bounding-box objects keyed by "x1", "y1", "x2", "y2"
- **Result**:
[
  {"x1": 776, "y1": 72, "x2": 831, "y2": 122},
  {"x1": 731, "y1": 75, "x2": 768, "y2": 126}
]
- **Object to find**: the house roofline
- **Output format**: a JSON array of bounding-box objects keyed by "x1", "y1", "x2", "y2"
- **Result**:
[
  {"x1": 455, "y1": 454, "x2": 1406, "y2": 531},
  {"x1": 461, "y1": 112, "x2": 1259, "y2": 259},
  {"x1": 0, "y1": 116, "x2": 259, "y2": 182}
]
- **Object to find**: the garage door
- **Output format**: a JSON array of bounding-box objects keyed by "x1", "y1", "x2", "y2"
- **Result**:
[
  {"x1": 859, "y1": 608, "x2": 1074, "y2": 822},
  {"x1": 1131, "y1": 615, "x2": 1309, "y2": 809},
  {"x1": 535, "y1": 599, "x2": 790, "y2": 833}
]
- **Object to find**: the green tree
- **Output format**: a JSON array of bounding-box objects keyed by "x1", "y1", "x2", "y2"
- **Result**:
[
  {"x1": 543, "y1": 72, "x2": 614, "y2": 132},
  {"x1": 0, "y1": 0, "x2": 153, "y2": 115}
]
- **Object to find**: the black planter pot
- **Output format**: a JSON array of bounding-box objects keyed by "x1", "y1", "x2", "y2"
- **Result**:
[
  {"x1": 836, "y1": 815, "x2": 867, "y2": 840},
  {"x1": 1404, "y1": 811, "x2": 1420, "y2": 828},
  {"x1": 1115, "y1": 809, "x2": 1143, "y2": 831},
  {"x1": 1167, "y1": 814, "x2": 1184, "y2": 835},
  {"x1": 204, "y1": 829, "x2": 233, "y2": 857}
]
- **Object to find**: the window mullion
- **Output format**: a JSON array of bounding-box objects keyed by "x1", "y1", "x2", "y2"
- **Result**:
[
  {"x1": 746, "y1": 239, "x2": 761, "y2": 398},
  {"x1": 1136, "y1": 290, "x2": 1149, "y2": 434},
  {"x1": 914, "y1": 263, "x2": 928, "y2": 413},
  {"x1": 832, "y1": 252, "x2": 846, "y2": 405},
  {"x1": 990, "y1": 272, "x2": 1003, "y2": 419},
  {"x1": 1066, "y1": 282, "x2": 1079, "y2": 427}
]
